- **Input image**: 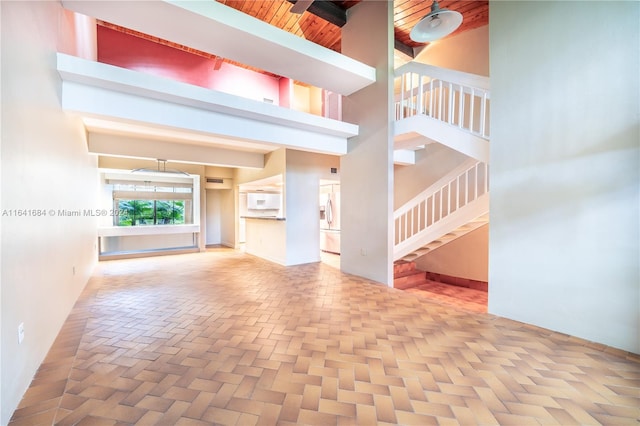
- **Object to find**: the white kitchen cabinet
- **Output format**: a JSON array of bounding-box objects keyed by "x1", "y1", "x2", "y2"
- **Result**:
[{"x1": 247, "y1": 192, "x2": 281, "y2": 210}]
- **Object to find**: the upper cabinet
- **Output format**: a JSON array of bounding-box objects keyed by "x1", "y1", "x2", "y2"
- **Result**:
[{"x1": 247, "y1": 192, "x2": 281, "y2": 210}]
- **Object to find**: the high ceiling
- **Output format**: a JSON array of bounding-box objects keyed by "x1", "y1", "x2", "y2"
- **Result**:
[
  {"x1": 80, "y1": 0, "x2": 489, "y2": 164},
  {"x1": 217, "y1": 0, "x2": 489, "y2": 56},
  {"x1": 99, "y1": 1, "x2": 488, "y2": 74}
]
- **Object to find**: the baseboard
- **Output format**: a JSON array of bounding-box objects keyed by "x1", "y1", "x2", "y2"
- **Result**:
[{"x1": 99, "y1": 247, "x2": 199, "y2": 261}]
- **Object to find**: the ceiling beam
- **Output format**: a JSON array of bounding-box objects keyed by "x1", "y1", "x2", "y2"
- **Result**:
[
  {"x1": 287, "y1": 1, "x2": 416, "y2": 60},
  {"x1": 290, "y1": 0, "x2": 314, "y2": 14},
  {"x1": 287, "y1": 0, "x2": 347, "y2": 27},
  {"x1": 394, "y1": 39, "x2": 414, "y2": 59}
]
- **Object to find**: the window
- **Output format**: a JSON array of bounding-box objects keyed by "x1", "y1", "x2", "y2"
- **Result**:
[
  {"x1": 116, "y1": 200, "x2": 186, "y2": 226},
  {"x1": 110, "y1": 181, "x2": 194, "y2": 226}
]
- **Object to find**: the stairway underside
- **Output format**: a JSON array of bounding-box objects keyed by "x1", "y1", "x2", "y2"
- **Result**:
[
  {"x1": 400, "y1": 213, "x2": 488, "y2": 262},
  {"x1": 395, "y1": 115, "x2": 489, "y2": 164}
]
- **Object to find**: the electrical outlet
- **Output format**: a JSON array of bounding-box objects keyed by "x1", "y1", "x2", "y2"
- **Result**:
[
  {"x1": 18, "y1": 323, "x2": 25, "y2": 344},
  {"x1": 361, "y1": 248, "x2": 367, "y2": 256}
]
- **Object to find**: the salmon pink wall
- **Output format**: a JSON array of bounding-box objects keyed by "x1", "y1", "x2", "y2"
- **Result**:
[
  {"x1": 97, "y1": 25, "x2": 280, "y2": 104},
  {"x1": 58, "y1": 9, "x2": 97, "y2": 60},
  {"x1": 278, "y1": 77, "x2": 292, "y2": 109}
]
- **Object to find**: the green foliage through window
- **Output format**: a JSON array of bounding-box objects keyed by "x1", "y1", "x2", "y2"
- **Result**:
[{"x1": 116, "y1": 200, "x2": 185, "y2": 226}]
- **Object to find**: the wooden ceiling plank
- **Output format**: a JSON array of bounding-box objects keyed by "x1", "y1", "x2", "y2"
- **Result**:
[{"x1": 256, "y1": 0, "x2": 277, "y2": 21}]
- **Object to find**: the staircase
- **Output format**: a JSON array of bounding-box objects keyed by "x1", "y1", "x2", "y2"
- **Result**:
[
  {"x1": 393, "y1": 62, "x2": 490, "y2": 160},
  {"x1": 393, "y1": 260, "x2": 426, "y2": 289},
  {"x1": 392, "y1": 63, "x2": 490, "y2": 272}
]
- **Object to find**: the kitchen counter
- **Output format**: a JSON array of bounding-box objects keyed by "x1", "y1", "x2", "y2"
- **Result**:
[
  {"x1": 242, "y1": 216, "x2": 286, "y2": 221},
  {"x1": 243, "y1": 216, "x2": 287, "y2": 265}
]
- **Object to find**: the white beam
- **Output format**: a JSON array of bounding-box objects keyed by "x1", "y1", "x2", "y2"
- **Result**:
[
  {"x1": 58, "y1": 54, "x2": 358, "y2": 139},
  {"x1": 393, "y1": 150, "x2": 416, "y2": 165},
  {"x1": 89, "y1": 133, "x2": 264, "y2": 169},
  {"x1": 58, "y1": 54, "x2": 353, "y2": 156}
]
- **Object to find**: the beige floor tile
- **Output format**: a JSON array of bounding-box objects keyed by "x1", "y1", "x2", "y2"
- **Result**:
[{"x1": 8, "y1": 249, "x2": 640, "y2": 425}]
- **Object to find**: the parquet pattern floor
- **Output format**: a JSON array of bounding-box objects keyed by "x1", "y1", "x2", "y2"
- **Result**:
[
  {"x1": 405, "y1": 282, "x2": 488, "y2": 314},
  {"x1": 10, "y1": 248, "x2": 640, "y2": 425}
]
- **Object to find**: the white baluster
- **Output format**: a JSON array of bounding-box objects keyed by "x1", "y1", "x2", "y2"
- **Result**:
[
  {"x1": 417, "y1": 74, "x2": 424, "y2": 115},
  {"x1": 438, "y1": 81, "x2": 443, "y2": 121},
  {"x1": 486, "y1": 163, "x2": 490, "y2": 192},
  {"x1": 400, "y1": 73, "x2": 405, "y2": 119},
  {"x1": 458, "y1": 85, "x2": 464, "y2": 129},
  {"x1": 480, "y1": 91, "x2": 487, "y2": 137},
  {"x1": 456, "y1": 176, "x2": 460, "y2": 211},
  {"x1": 429, "y1": 79, "x2": 434, "y2": 118},
  {"x1": 448, "y1": 82, "x2": 453, "y2": 124},
  {"x1": 413, "y1": 73, "x2": 418, "y2": 117},
  {"x1": 465, "y1": 170, "x2": 469, "y2": 205},
  {"x1": 431, "y1": 194, "x2": 435, "y2": 226},
  {"x1": 474, "y1": 164, "x2": 479, "y2": 200},
  {"x1": 447, "y1": 182, "x2": 451, "y2": 217},
  {"x1": 469, "y1": 89, "x2": 475, "y2": 134}
]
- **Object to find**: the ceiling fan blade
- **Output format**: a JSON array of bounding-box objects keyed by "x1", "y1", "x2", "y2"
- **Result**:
[{"x1": 290, "y1": 0, "x2": 314, "y2": 14}]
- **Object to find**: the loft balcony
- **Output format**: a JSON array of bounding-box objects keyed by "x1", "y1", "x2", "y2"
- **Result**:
[{"x1": 57, "y1": 53, "x2": 360, "y2": 168}]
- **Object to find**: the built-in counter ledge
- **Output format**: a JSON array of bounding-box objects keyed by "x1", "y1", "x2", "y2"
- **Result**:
[
  {"x1": 98, "y1": 224, "x2": 200, "y2": 237},
  {"x1": 241, "y1": 216, "x2": 286, "y2": 221}
]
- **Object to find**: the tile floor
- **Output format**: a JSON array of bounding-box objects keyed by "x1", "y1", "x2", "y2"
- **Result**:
[
  {"x1": 405, "y1": 282, "x2": 488, "y2": 314},
  {"x1": 10, "y1": 248, "x2": 640, "y2": 425}
]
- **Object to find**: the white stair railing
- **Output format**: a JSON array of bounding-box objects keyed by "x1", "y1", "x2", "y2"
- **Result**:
[
  {"x1": 394, "y1": 160, "x2": 489, "y2": 260},
  {"x1": 395, "y1": 62, "x2": 491, "y2": 140}
]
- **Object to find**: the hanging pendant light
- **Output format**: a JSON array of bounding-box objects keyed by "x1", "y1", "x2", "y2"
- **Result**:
[
  {"x1": 410, "y1": 1, "x2": 463, "y2": 43},
  {"x1": 131, "y1": 159, "x2": 190, "y2": 176}
]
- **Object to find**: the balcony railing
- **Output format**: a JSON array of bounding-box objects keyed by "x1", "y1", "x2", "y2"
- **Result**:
[{"x1": 394, "y1": 62, "x2": 491, "y2": 140}]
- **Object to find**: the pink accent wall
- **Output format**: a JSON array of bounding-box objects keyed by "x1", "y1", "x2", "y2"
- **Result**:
[
  {"x1": 97, "y1": 25, "x2": 280, "y2": 104},
  {"x1": 58, "y1": 9, "x2": 97, "y2": 60},
  {"x1": 278, "y1": 77, "x2": 292, "y2": 109}
]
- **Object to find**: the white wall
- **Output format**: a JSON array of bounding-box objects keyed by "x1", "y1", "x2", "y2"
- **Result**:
[
  {"x1": 394, "y1": 144, "x2": 469, "y2": 209},
  {"x1": 1, "y1": 2, "x2": 99, "y2": 422},
  {"x1": 489, "y1": 1, "x2": 639, "y2": 353},
  {"x1": 341, "y1": 1, "x2": 395, "y2": 285},
  {"x1": 205, "y1": 166, "x2": 235, "y2": 248},
  {"x1": 416, "y1": 225, "x2": 488, "y2": 282},
  {"x1": 219, "y1": 189, "x2": 236, "y2": 247},
  {"x1": 235, "y1": 149, "x2": 286, "y2": 188},
  {"x1": 285, "y1": 150, "x2": 340, "y2": 265},
  {"x1": 102, "y1": 233, "x2": 196, "y2": 252},
  {"x1": 414, "y1": 25, "x2": 489, "y2": 76},
  {"x1": 206, "y1": 189, "x2": 222, "y2": 245}
]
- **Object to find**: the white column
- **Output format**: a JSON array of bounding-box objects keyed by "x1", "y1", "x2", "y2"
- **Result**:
[{"x1": 340, "y1": 0, "x2": 394, "y2": 286}]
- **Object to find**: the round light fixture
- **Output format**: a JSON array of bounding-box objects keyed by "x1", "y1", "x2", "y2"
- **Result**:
[{"x1": 410, "y1": 1, "x2": 463, "y2": 43}]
